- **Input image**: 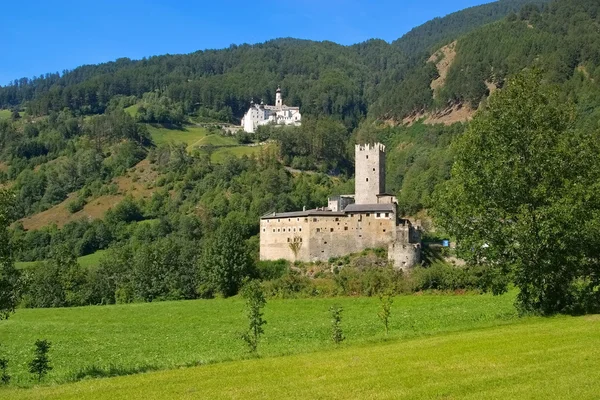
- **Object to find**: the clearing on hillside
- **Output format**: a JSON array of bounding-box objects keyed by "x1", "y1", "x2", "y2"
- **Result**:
[
  {"x1": 429, "y1": 41, "x2": 457, "y2": 96},
  {"x1": 403, "y1": 41, "x2": 476, "y2": 126},
  {"x1": 19, "y1": 159, "x2": 159, "y2": 230},
  {"x1": 3, "y1": 315, "x2": 599, "y2": 399}
]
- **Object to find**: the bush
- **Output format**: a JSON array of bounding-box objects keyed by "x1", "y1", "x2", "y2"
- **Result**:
[
  {"x1": 410, "y1": 262, "x2": 482, "y2": 292},
  {"x1": 334, "y1": 266, "x2": 407, "y2": 296},
  {"x1": 256, "y1": 259, "x2": 289, "y2": 280},
  {"x1": 66, "y1": 196, "x2": 87, "y2": 214}
]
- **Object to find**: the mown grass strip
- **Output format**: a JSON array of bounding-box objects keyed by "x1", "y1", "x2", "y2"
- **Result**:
[
  {"x1": 0, "y1": 293, "x2": 517, "y2": 386},
  {"x1": 4, "y1": 315, "x2": 599, "y2": 399}
]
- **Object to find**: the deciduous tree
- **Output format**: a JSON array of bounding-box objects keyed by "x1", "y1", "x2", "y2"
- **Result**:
[{"x1": 434, "y1": 70, "x2": 600, "y2": 315}]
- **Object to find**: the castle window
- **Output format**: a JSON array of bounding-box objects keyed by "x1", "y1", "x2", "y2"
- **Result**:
[
  {"x1": 273, "y1": 229, "x2": 275, "y2": 232},
  {"x1": 316, "y1": 228, "x2": 321, "y2": 233},
  {"x1": 293, "y1": 228, "x2": 296, "y2": 232},
  {"x1": 313, "y1": 218, "x2": 318, "y2": 222},
  {"x1": 305, "y1": 218, "x2": 308, "y2": 222},
  {"x1": 299, "y1": 228, "x2": 302, "y2": 232},
  {"x1": 297, "y1": 218, "x2": 299, "y2": 222},
  {"x1": 366, "y1": 213, "x2": 371, "y2": 217},
  {"x1": 383, "y1": 229, "x2": 386, "y2": 233},
  {"x1": 335, "y1": 218, "x2": 339, "y2": 222},
  {"x1": 366, "y1": 155, "x2": 369, "y2": 159},
  {"x1": 330, "y1": 228, "x2": 334, "y2": 232},
  {"x1": 377, "y1": 213, "x2": 381, "y2": 217},
  {"x1": 277, "y1": 229, "x2": 281, "y2": 232},
  {"x1": 288, "y1": 219, "x2": 291, "y2": 222},
  {"x1": 287, "y1": 238, "x2": 291, "y2": 242},
  {"x1": 344, "y1": 227, "x2": 348, "y2": 231},
  {"x1": 262, "y1": 229, "x2": 265, "y2": 232},
  {"x1": 373, "y1": 168, "x2": 375, "y2": 171},
  {"x1": 278, "y1": 219, "x2": 280, "y2": 222},
  {"x1": 366, "y1": 178, "x2": 369, "y2": 182},
  {"x1": 324, "y1": 241, "x2": 328, "y2": 244},
  {"x1": 385, "y1": 213, "x2": 389, "y2": 217}
]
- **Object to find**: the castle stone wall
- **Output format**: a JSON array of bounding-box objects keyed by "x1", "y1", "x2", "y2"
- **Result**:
[{"x1": 260, "y1": 211, "x2": 396, "y2": 262}]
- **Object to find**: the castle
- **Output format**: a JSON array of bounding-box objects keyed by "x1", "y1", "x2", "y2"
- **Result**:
[
  {"x1": 260, "y1": 143, "x2": 422, "y2": 270},
  {"x1": 241, "y1": 87, "x2": 302, "y2": 133}
]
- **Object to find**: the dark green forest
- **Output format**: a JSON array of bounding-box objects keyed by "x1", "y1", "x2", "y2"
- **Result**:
[{"x1": 2, "y1": 0, "x2": 600, "y2": 311}]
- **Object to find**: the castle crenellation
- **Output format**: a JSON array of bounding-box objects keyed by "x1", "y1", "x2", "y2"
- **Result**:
[{"x1": 260, "y1": 142, "x2": 422, "y2": 270}]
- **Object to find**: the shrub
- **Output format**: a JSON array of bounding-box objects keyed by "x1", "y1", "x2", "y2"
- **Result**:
[
  {"x1": 378, "y1": 294, "x2": 393, "y2": 335},
  {"x1": 330, "y1": 305, "x2": 345, "y2": 345},
  {"x1": 256, "y1": 259, "x2": 289, "y2": 280},
  {"x1": 410, "y1": 262, "x2": 482, "y2": 292},
  {"x1": 66, "y1": 196, "x2": 87, "y2": 214},
  {"x1": 240, "y1": 280, "x2": 267, "y2": 353},
  {"x1": 0, "y1": 345, "x2": 10, "y2": 385},
  {"x1": 29, "y1": 339, "x2": 52, "y2": 382}
]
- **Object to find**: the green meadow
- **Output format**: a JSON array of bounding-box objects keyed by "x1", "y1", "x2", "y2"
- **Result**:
[
  {"x1": 0, "y1": 293, "x2": 519, "y2": 387},
  {"x1": 147, "y1": 124, "x2": 210, "y2": 148},
  {"x1": 146, "y1": 124, "x2": 267, "y2": 162},
  {"x1": 15, "y1": 250, "x2": 107, "y2": 270},
  {"x1": 4, "y1": 314, "x2": 599, "y2": 399}
]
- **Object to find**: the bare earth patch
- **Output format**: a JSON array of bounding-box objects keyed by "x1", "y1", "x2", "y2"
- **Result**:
[
  {"x1": 20, "y1": 159, "x2": 159, "y2": 230},
  {"x1": 429, "y1": 41, "x2": 457, "y2": 95},
  {"x1": 403, "y1": 103, "x2": 474, "y2": 126}
]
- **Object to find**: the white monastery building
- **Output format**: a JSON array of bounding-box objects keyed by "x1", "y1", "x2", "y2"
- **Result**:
[{"x1": 241, "y1": 87, "x2": 302, "y2": 133}]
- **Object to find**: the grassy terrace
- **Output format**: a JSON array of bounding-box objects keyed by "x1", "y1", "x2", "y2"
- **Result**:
[
  {"x1": 0, "y1": 293, "x2": 518, "y2": 387},
  {"x1": 146, "y1": 124, "x2": 266, "y2": 162},
  {"x1": 15, "y1": 250, "x2": 108, "y2": 270},
  {"x1": 3, "y1": 314, "x2": 599, "y2": 399}
]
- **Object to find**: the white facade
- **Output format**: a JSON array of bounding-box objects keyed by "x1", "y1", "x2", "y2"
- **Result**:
[{"x1": 241, "y1": 88, "x2": 302, "y2": 133}]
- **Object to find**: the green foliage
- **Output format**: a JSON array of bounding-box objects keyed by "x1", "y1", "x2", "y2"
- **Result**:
[
  {"x1": 136, "y1": 92, "x2": 185, "y2": 125},
  {"x1": 329, "y1": 304, "x2": 345, "y2": 345},
  {"x1": 28, "y1": 339, "x2": 52, "y2": 382},
  {"x1": 0, "y1": 344, "x2": 10, "y2": 385},
  {"x1": 200, "y1": 220, "x2": 255, "y2": 297},
  {"x1": 377, "y1": 294, "x2": 393, "y2": 335},
  {"x1": 21, "y1": 247, "x2": 86, "y2": 308},
  {"x1": 66, "y1": 195, "x2": 87, "y2": 214},
  {"x1": 433, "y1": 70, "x2": 600, "y2": 315},
  {"x1": 240, "y1": 280, "x2": 267, "y2": 353},
  {"x1": 0, "y1": 188, "x2": 19, "y2": 320}
]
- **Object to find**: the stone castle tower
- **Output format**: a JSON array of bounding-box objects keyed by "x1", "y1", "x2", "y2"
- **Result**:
[{"x1": 355, "y1": 143, "x2": 386, "y2": 204}]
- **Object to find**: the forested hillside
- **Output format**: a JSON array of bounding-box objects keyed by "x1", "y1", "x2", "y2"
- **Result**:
[
  {"x1": 1, "y1": 0, "x2": 600, "y2": 307},
  {"x1": 0, "y1": 0, "x2": 550, "y2": 127}
]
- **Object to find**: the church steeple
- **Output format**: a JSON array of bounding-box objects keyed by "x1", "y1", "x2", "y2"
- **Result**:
[{"x1": 275, "y1": 86, "x2": 282, "y2": 108}]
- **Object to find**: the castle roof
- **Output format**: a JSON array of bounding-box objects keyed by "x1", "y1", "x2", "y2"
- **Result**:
[
  {"x1": 261, "y1": 209, "x2": 344, "y2": 220},
  {"x1": 260, "y1": 203, "x2": 396, "y2": 220},
  {"x1": 343, "y1": 204, "x2": 396, "y2": 213}
]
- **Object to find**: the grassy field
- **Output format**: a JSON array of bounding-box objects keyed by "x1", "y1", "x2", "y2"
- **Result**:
[
  {"x1": 147, "y1": 124, "x2": 210, "y2": 148},
  {"x1": 123, "y1": 104, "x2": 140, "y2": 117},
  {"x1": 210, "y1": 144, "x2": 266, "y2": 162},
  {"x1": 0, "y1": 293, "x2": 519, "y2": 387},
  {"x1": 3, "y1": 314, "x2": 599, "y2": 399},
  {"x1": 15, "y1": 250, "x2": 108, "y2": 270},
  {"x1": 147, "y1": 123, "x2": 268, "y2": 162},
  {"x1": 0, "y1": 109, "x2": 12, "y2": 119}
]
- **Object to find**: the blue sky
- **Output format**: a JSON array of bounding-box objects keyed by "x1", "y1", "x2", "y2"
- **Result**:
[{"x1": 1, "y1": 0, "x2": 493, "y2": 85}]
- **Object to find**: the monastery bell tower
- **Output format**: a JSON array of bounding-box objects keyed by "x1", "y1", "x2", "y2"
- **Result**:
[
  {"x1": 275, "y1": 87, "x2": 282, "y2": 108},
  {"x1": 355, "y1": 143, "x2": 386, "y2": 204}
]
